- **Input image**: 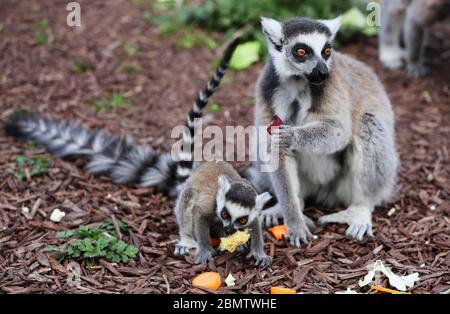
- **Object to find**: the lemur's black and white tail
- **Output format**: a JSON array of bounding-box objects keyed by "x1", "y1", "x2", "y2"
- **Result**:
[
  {"x1": 4, "y1": 37, "x2": 241, "y2": 197},
  {"x1": 174, "y1": 37, "x2": 241, "y2": 186}
]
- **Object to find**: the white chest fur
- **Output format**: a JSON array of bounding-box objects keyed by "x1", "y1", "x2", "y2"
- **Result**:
[{"x1": 272, "y1": 78, "x2": 312, "y2": 126}]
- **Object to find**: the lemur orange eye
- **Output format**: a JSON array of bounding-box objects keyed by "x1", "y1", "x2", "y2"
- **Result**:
[
  {"x1": 238, "y1": 217, "x2": 247, "y2": 225},
  {"x1": 324, "y1": 48, "x2": 332, "y2": 57},
  {"x1": 296, "y1": 49, "x2": 307, "y2": 57}
]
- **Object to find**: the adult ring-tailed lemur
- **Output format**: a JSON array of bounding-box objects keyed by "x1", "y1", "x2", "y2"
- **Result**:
[{"x1": 245, "y1": 16, "x2": 399, "y2": 247}]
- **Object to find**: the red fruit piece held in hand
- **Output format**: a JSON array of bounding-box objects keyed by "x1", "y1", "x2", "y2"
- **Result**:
[{"x1": 267, "y1": 115, "x2": 284, "y2": 135}]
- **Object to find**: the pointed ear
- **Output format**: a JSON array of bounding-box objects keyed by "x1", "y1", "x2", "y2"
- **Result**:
[
  {"x1": 218, "y1": 175, "x2": 231, "y2": 195},
  {"x1": 216, "y1": 176, "x2": 231, "y2": 210},
  {"x1": 319, "y1": 16, "x2": 342, "y2": 40},
  {"x1": 261, "y1": 17, "x2": 283, "y2": 49},
  {"x1": 255, "y1": 192, "x2": 272, "y2": 210}
]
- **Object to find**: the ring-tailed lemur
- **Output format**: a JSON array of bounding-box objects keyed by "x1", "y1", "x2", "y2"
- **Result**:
[
  {"x1": 4, "y1": 38, "x2": 241, "y2": 197},
  {"x1": 379, "y1": 0, "x2": 450, "y2": 77},
  {"x1": 173, "y1": 161, "x2": 272, "y2": 267},
  {"x1": 246, "y1": 16, "x2": 398, "y2": 246}
]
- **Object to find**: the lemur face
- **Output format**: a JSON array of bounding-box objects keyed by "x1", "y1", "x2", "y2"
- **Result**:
[
  {"x1": 261, "y1": 16, "x2": 342, "y2": 84},
  {"x1": 216, "y1": 176, "x2": 271, "y2": 235}
]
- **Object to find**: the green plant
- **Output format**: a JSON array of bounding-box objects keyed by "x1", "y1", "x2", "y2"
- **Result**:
[
  {"x1": 8, "y1": 155, "x2": 51, "y2": 180},
  {"x1": 99, "y1": 218, "x2": 131, "y2": 234},
  {"x1": 122, "y1": 43, "x2": 138, "y2": 57},
  {"x1": 229, "y1": 41, "x2": 261, "y2": 70},
  {"x1": 121, "y1": 61, "x2": 141, "y2": 73},
  {"x1": 35, "y1": 19, "x2": 53, "y2": 45},
  {"x1": 92, "y1": 91, "x2": 131, "y2": 111},
  {"x1": 209, "y1": 103, "x2": 221, "y2": 113},
  {"x1": 45, "y1": 219, "x2": 138, "y2": 264},
  {"x1": 73, "y1": 61, "x2": 93, "y2": 74},
  {"x1": 153, "y1": 0, "x2": 362, "y2": 34},
  {"x1": 152, "y1": 0, "x2": 373, "y2": 64},
  {"x1": 177, "y1": 32, "x2": 218, "y2": 49}
]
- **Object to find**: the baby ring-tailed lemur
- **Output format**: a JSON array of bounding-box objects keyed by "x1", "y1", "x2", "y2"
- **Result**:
[
  {"x1": 245, "y1": 16, "x2": 398, "y2": 247},
  {"x1": 4, "y1": 38, "x2": 240, "y2": 198},
  {"x1": 173, "y1": 161, "x2": 272, "y2": 267},
  {"x1": 379, "y1": 0, "x2": 450, "y2": 77}
]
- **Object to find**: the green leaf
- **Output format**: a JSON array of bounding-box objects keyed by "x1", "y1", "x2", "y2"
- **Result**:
[
  {"x1": 209, "y1": 103, "x2": 221, "y2": 113},
  {"x1": 143, "y1": 11, "x2": 152, "y2": 22},
  {"x1": 341, "y1": 7, "x2": 366, "y2": 30},
  {"x1": 44, "y1": 245, "x2": 62, "y2": 253},
  {"x1": 111, "y1": 240, "x2": 128, "y2": 254},
  {"x1": 73, "y1": 62, "x2": 92, "y2": 74},
  {"x1": 122, "y1": 43, "x2": 138, "y2": 57},
  {"x1": 124, "y1": 245, "x2": 139, "y2": 257},
  {"x1": 121, "y1": 255, "x2": 129, "y2": 263},
  {"x1": 57, "y1": 230, "x2": 75, "y2": 239},
  {"x1": 229, "y1": 41, "x2": 261, "y2": 70},
  {"x1": 341, "y1": 7, "x2": 377, "y2": 38},
  {"x1": 177, "y1": 33, "x2": 218, "y2": 49}
]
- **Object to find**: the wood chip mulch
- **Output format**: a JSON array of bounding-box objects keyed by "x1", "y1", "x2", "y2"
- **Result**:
[{"x1": 0, "y1": 1, "x2": 448, "y2": 294}]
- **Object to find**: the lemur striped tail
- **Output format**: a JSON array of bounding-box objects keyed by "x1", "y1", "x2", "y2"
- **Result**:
[
  {"x1": 174, "y1": 37, "x2": 241, "y2": 188},
  {"x1": 4, "y1": 37, "x2": 241, "y2": 197}
]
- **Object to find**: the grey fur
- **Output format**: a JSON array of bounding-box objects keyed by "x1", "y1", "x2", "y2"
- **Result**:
[
  {"x1": 225, "y1": 181, "x2": 257, "y2": 209},
  {"x1": 282, "y1": 17, "x2": 332, "y2": 39},
  {"x1": 379, "y1": 0, "x2": 450, "y2": 77},
  {"x1": 260, "y1": 60, "x2": 280, "y2": 104}
]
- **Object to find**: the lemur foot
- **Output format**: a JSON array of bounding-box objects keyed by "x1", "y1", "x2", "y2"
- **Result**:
[
  {"x1": 407, "y1": 62, "x2": 429, "y2": 78},
  {"x1": 261, "y1": 205, "x2": 283, "y2": 227},
  {"x1": 261, "y1": 205, "x2": 315, "y2": 229},
  {"x1": 380, "y1": 45, "x2": 404, "y2": 70},
  {"x1": 285, "y1": 219, "x2": 314, "y2": 247},
  {"x1": 246, "y1": 251, "x2": 272, "y2": 268},
  {"x1": 194, "y1": 248, "x2": 215, "y2": 264},
  {"x1": 173, "y1": 239, "x2": 197, "y2": 257},
  {"x1": 318, "y1": 205, "x2": 374, "y2": 241},
  {"x1": 235, "y1": 243, "x2": 249, "y2": 253}
]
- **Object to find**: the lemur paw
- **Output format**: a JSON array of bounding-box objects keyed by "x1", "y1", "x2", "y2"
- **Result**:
[
  {"x1": 235, "y1": 243, "x2": 249, "y2": 254},
  {"x1": 261, "y1": 205, "x2": 315, "y2": 230},
  {"x1": 285, "y1": 220, "x2": 314, "y2": 247},
  {"x1": 318, "y1": 205, "x2": 374, "y2": 242},
  {"x1": 407, "y1": 62, "x2": 429, "y2": 78},
  {"x1": 246, "y1": 251, "x2": 272, "y2": 268},
  {"x1": 271, "y1": 126, "x2": 294, "y2": 149},
  {"x1": 194, "y1": 249, "x2": 215, "y2": 264},
  {"x1": 380, "y1": 45, "x2": 404, "y2": 70},
  {"x1": 172, "y1": 239, "x2": 197, "y2": 257},
  {"x1": 261, "y1": 205, "x2": 283, "y2": 227},
  {"x1": 304, "y1": 215, "x2": 316, "y2": 230}
]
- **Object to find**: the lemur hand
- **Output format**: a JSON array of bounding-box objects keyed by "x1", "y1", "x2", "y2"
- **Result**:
[
  {"x1": 285, "y1": 217, "x2": 314, "y2": 247},
  {"x1": 194, "y1": 248, "x2": 215, "y2": 264},
  {"x1": 246, "y1": 251, "x2": 272, "y2": 268},
  {"x1": 271, "y1": 125, "x2": 295, "y2": 149}
]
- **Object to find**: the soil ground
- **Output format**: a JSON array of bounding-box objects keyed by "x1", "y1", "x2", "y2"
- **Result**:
[{"x1": 0, "y1": 1, "x2": 448, "y2": 294}]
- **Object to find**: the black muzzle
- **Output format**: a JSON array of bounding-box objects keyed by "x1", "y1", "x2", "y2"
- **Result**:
[{"x1": 306, "y1": 61, "x2": 329, "y2": 85}]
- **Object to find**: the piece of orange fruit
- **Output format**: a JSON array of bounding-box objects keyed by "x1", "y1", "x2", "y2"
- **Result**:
[
  {"x1": 210, "y1": 238, "x2": 220, "y2": 247},
  {"x1": 270, "y1": 286, "x2": 296, "y2": 294},
  {"x1": 267, "y1": 225, "x2": 288, "y2": 240},
  {"x1": 192, "y1": 272, "x2": 222, "y2": 291}
]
